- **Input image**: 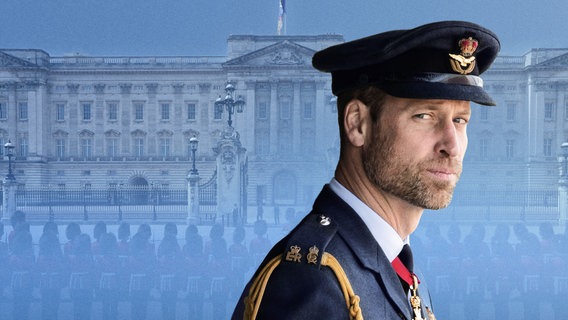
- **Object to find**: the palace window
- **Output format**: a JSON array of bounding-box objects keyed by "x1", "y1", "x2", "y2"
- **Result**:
[
  {"x1": 159, "y1": 138, "x2": 171, "y2": 157},
  {"x1": 56, "y1": 103, "x2": 65, "y2": 121},
  {"x1": 82, "y1": 103, "x2": 92, "y2": 121},
  {"x1": 18, "y1": 102, "x2": 28, "y2": 120},
  {"x1": 134, "y1": 102, "x2": 144, "y2": 121},
  {"x1": 506, "y1": 102, "x2": 516, "y2": 121},
  {"x1": 214, "y1": 103, "x2": 223, "y2": 120},
  {"x1": 106, "y1": 138, "x2": 119, "y2": 157},
  {"x1": 544, "y1": 138, "x2": 553, "y2": 157},
  {"x1": 303, "y1": 101, "x2": 314, "y2": 119},
  {"x1": 257, "y1": 101, "x2": 268, "y2": 120},
  {"x1": 160, "y1": 103, "x2": 170, "y2": 120},
  {"x1": 0, "y1": 102, "x2": 7, "y2": 119},
  {"x1": 81, "y1": 138, "x2": 92, "y2": 158},
  {"x1": 134, "y1": 138, "x2": 144, "y2": 157},
  {"x1": 108, "y1": 102, "x2": 118, "y2": 121},
  {"x1": 56, "y1": 139, "x2": 66, "y2": 158},
  {"x1": 545, "y1": 102, "x2": 555, "y2": 121},
  {"x1": 187, "y1": 103, "x2": 196, "y2": 120},
  {"x1": 19, "y1": 137, "x2": 28, "y2": 157},
  {"x1": 255, "y1": 129, "x2": 270, "y2": 155},
  {"x1": 480, "y1": 138, "x2": 489, "y2": 160}
]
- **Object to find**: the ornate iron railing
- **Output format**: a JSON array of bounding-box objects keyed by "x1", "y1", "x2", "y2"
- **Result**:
[{"x1": 2, "y1": 176, "x2": 219, "y2": 222}]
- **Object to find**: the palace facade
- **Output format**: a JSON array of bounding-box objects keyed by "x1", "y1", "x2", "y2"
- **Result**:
[{"x1": 1, "y1": 36, "x2": 568, "y2": 219}]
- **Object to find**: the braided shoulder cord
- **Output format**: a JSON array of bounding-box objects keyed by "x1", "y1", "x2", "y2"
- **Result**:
[
  {"x1": 321, "y1": 252, "x2": 363, "y2": 320},
  {"x1": 243, "y1": 252, "x2": 363, "y2": 320}
]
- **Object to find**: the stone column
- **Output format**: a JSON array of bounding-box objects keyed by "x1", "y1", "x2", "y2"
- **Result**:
[
  {"x1": 119, "y1": 83, "x2": 132, "y2": 155},
  {"x1": 1, "y1": 177, "x2": 17, "y2": 224},
  {"x1": 269, "y1": 81, "x2": 278, "y2": 154},
  {"x1": 187, "y1": 171, "x2": 200, "y2": 225}
]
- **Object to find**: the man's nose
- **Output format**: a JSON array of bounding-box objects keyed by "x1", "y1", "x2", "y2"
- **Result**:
[{"x1": 435, "y1": 120, "x2": 463, "y2": 158}]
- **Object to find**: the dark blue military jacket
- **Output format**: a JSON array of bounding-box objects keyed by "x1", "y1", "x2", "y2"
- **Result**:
[{"x1": 232, "y1": 185, "x2": 433, "y2": 320}]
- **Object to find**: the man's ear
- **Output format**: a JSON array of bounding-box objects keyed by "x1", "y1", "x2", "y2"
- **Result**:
[{"x1": 343, "y1": 99, "x2": 369, "y2": 147}]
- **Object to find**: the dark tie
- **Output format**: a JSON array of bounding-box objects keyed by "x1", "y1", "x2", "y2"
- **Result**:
[{"x1": 397, "y1": 244, "x2": 414, "y2": 292}]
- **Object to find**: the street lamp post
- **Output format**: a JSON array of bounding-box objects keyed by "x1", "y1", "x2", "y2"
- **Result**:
[
  {"x1": 4, "y1": 140, "x2": 15, "y2": 181},
  {"x1": 190, "y1": 137, "x2": 199, "y2": 174},
  {"x1": 118, "y1": 183, "x2": 123, "y2": 221},
  {"x1": 213, "y1": 83, "x2": 248, "y2": 226},
  {"x1": 2, "y1": 140, "x2": 17, "y2": 224},
  {"x1": 48, "y1": 185, "x2": 54, "y2": 222},
  {"x1": 83, "y1": 185, "x2": 88, "y2": 221},
  {"x1": 214, "y1": 83, "x2": 245, "y2": 127},
  {"x1": 151, "y1": 182, "x2": 157, "y2": 221},
  {"x1": 187, "y1": 136, "x2": 200, "y2": 224}
]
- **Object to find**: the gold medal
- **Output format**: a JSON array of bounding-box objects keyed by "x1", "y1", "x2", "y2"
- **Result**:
[{"x1": 410, "y1": 274, "x2": 424, "y2": 320}]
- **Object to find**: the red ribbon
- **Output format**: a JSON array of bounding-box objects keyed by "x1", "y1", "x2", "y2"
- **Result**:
[{"x1": 392, "y1": 257, "x2": 420, "y2": 288}]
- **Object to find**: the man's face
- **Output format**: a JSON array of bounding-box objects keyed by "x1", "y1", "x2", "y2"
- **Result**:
[{"x1": 362, "y1": 96, "x2": 471, "y2": 210}]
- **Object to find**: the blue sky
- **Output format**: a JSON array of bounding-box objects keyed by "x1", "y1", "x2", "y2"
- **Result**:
[{"x1": 1, "y1": 0, "x2": 566, "y2": 57}]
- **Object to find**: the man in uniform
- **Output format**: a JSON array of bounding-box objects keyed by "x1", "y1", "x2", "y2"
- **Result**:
[{"x1": 232, "y1": 20, "x2": 500, "y2": 320}]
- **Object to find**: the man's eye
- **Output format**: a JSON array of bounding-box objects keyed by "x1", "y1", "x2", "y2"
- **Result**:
[
  {"x1": 454, "y1": 118, "x2": 469, "y2": 124},
  {"x1": 414, "y1": 114, "x2": 431, "y2": 120}
]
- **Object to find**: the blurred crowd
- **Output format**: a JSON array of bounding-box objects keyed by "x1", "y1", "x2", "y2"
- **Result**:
[
  {"x1": 0, "y1": 211, "x2": 280, "y2": 320},
  {"x1": 415, "y1": 221, "x2": 568, "y2": 320},
  {"x1": 1, "y1": 208, "x2": 567, "y2": 320}
]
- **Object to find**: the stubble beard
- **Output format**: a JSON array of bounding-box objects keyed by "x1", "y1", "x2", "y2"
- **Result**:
[{"x1": 362, "y1": 126, "x2": 462, "y2": 210}]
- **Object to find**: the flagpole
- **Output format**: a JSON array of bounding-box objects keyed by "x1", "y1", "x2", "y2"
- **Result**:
[
  {"x1": 277, "y1": 1, "x2": 281, "y2": 35},
  {"x1": 283, "y1": 9, "x2": 287, "y2": 35}
]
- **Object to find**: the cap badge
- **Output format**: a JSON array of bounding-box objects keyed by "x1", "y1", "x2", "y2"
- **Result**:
[{"x1": 449, "y1": 37, "x2": 478, "y2": 75}]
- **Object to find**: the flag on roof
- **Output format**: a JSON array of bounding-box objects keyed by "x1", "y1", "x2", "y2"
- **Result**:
[{"x1": 277, "y1": 0, "x2": 286, "y2": 35}]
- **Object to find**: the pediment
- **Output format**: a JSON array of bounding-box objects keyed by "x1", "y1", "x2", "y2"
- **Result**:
[
  {"x1": 52, "y1": 130, "x2": 69, "y2": 137},
  {"x1": 131, "y1": 129, "x2": 147, "y2": 137},
  {"x1": 224, "y1": 40, "x2": 315, "y2": 68},
  {"x1": 78, "y1": 129, "x2": 94, "y2": 137},
  {"x1": 0, "y1": 51, "x2": 39, "y2": 68},
  {"x1": 157, "y1": 129, "x2": 173, "y2": 137},
  {"x1": 183, "y1": 129, "x2": 199, "y2": 138},
  {"x1": 534, "y1": 52, "x2": 568, "y2": 68},
  {"x1": 104, "y1": 129, "x2": 121, "y2": 137}
]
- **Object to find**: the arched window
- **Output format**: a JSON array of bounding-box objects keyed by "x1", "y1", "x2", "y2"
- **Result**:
[{"x1": 128, "y1": 176, "x2": 149, "y2": 205}]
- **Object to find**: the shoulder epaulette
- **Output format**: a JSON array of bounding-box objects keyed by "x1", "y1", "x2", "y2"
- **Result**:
[
  {"x1": 281, "y1": 212, "x2": 338, "y2": 267},
  {"x1": 243, "y1": 212, "x2": 363, "y2": 320}
]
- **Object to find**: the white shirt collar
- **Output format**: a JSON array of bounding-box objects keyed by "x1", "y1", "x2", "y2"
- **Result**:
[{"x1": 329, "y1": 178, "x2": 407, "y2": 262}]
